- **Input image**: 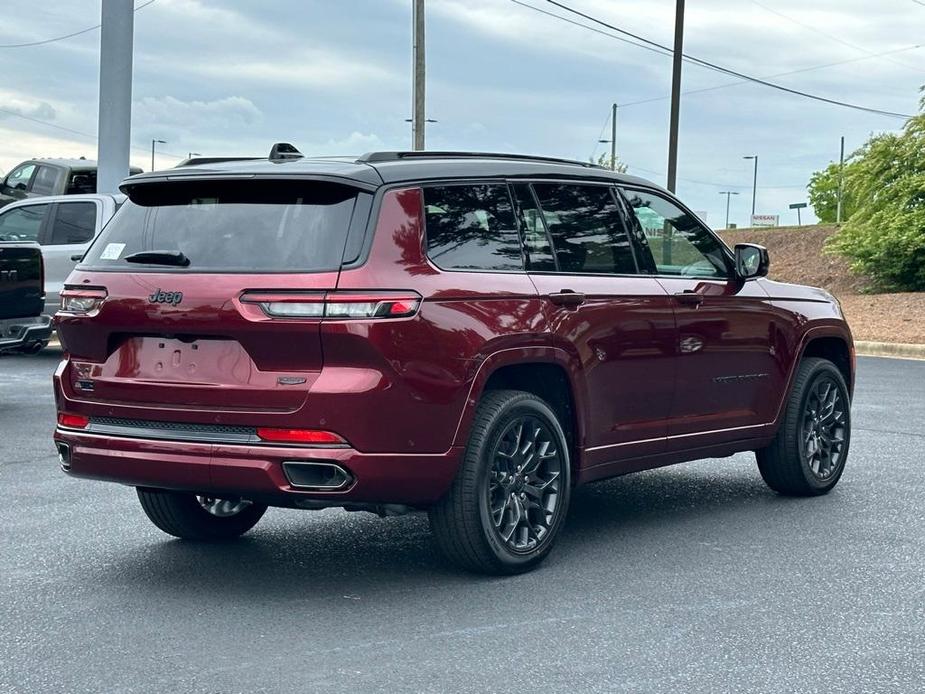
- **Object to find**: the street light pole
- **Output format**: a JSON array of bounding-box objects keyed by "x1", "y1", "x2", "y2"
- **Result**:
[
  {"x1": 743, "y1": 155, "x2": 758, "y2": 219},
  {"x1": 665, "y1": 0, "x2": 685, "y2": 193},
  {"x1": 719, "y1": 191, "x2": 739, "y2": 229},
  {"x1": 151, "y1": 139, "x2": 166, "y2": 171}
]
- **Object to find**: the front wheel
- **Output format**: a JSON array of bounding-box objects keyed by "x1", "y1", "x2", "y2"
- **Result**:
[
  {"x1": 429, "y1": 390, "x2": 571, "y2": 575},
  {"x1": 137, "y1": 488, "x2": 267, "y2": 540},
  {"x1": 757, "y1": 357, "x2": 851, "y2": 496}
]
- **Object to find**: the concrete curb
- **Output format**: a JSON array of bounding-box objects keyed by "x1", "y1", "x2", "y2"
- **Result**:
[{"x1": 855, "y1": 341, "x2": 925, "y2": 361}]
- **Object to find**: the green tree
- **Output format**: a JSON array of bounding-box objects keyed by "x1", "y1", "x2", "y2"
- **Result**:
[
  {"x1": 827, "y1": 93, "x2": 925, "y2": 291},
  {"x1": 591, "y1": 152, "x2": 627, "y2": 173},
  {"x1": 808, "y1": 161, "x2": 858, "y2": 223}
]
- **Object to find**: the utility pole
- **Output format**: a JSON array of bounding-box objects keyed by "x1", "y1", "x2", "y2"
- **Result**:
[
  {"x1": 412, "y1": 0, "x2": 426, "y2": 151},
  {"x1": 719, "y1": 191, "x2": 739, "y2": 229},
  {"x1": 665, "y1": 0, "x2": 685, "y2": 193},
  {"x1": 743, "y1": 155, "x2": 758, "y2": 220},
  {"x1": 96, "y1": 0, "x2": 134, "y2": 194},
  {"x1": 836, "y1": 136, "x2": 845, "y2": 224},
  {"x1": 597, "y1": 103, "x2": 618, "y2": 170}
]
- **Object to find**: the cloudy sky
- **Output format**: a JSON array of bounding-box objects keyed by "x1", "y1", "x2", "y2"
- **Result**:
[{"x1": 1, "y1": 0, "x2": 922, "y2": 227}]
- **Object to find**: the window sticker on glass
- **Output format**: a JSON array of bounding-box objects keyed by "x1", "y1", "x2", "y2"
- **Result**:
[
  {"x1": 99, "y1": 242, "x2": 126, "y2": 260},
  {"x1": 190, "y1": 198, "x2": 218, "y2": 210}
]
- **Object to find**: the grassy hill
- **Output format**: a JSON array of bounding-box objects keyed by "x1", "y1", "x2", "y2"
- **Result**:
[{"x1": 719, "y1": 225, "x2": 923, "y2": 344}]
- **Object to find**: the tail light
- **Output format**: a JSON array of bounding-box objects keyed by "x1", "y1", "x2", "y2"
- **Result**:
[
  {"x1": 57, "y1": 412, "x2": 90, "y2": 429},
  {"x1": 240, "y1": 291, "x2": 420, "y2": 320},
  {"x1": 60, "y1": 288, "x2": 107, "y2": 315},
  {"x1": 256, "y1": 428, "x2": 347, "y2": 445}
]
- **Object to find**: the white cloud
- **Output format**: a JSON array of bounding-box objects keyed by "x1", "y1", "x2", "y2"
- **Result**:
[
  {"x1": 134, "y1": 95, "x2": 262, "y2": 130},
  {"x1": 0, "y1": 91, "x2": 57, "y2": 122}
]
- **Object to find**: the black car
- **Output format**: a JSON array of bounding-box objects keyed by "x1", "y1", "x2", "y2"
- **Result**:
[{"x1": 0, "y1": 241, "x2": 51, "y2": 353}]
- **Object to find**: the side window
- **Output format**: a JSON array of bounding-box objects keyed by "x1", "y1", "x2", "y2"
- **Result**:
[
  {"x1": 31, "y1": 166, "x2": 60, "y2": 196},
  {"x1": 47, "y1": 202, "x2": 97, "y2": 245},
  {"x1": 531, "y1": 183, "x2": 636, "y2": 275},
  {"x1": 4, "y1": 164, "x2": 36, "y2": 191},
  {"x1": 0, "y1": 204, "x2": 50, "y2": 242},
  {"x1": 423, "y1": 184, "x2": 522, "y2": 271},
  {"x1": 622, "y1": 189, "x2": 729, "y2": 278},
  {"x1": 67, "y1": 170, "x2": 96, "y2": 195},
  {"x1": 510, "y1": 184, "x2": 555, "y2": 271}
]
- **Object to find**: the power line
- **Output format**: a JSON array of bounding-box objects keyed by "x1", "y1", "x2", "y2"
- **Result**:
[
  {"x1": 508, "y1": 0, "x2": 672, "y2": 59},
  {"x1": 541, "y1": 0, "x2": 914, "y2": 119},
  {"x1": 750, "y1": 0, "x2": 925, "y2": 75},
  {"x1": 619, "y1": 44, "x2": 923, "y2": 109},
  {"x1": 0, "y1": 0, "x2": 157, "y2": 49},
  {"x1": 0, "y1": 106, "x2": 184, "y2": 161}
]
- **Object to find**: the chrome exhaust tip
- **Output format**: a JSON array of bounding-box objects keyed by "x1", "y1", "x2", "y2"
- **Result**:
[
  {"x1": 283, "y1": 462, "x2": 352, "y2": 490},
  {"x1": 56, "y1": 442, "x2": 71, "y2": 471}
]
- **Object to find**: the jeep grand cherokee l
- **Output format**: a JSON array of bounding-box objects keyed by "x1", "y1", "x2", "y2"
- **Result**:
[{"x1": 52, "y1": 146, "x2": 854, "y2": 575}]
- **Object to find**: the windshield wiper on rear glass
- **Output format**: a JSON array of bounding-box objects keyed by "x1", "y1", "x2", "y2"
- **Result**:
[{"x1": 123, "y1": 250, "x2": 191, "y2": 267}]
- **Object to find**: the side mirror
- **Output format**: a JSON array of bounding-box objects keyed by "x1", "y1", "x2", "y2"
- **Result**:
[{"x1": 734, "y1": 243, "x2": 769, "y2": 279}]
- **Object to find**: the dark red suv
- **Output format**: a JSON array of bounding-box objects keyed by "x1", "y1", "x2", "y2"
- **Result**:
[{"x1": 53, "y1": 147, "x2": 854, "y2": 574}]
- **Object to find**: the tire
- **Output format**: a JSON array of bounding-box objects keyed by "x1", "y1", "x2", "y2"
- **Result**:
[
  {"x1": 757, "y1": 357, "x2": 851, "y2": 496},
  {"x1": 136, "y1": 488, "x2": 267, "y2": 541},
  {"x1": 429, "y1": 390, "x2": 572, "y2": 575}
]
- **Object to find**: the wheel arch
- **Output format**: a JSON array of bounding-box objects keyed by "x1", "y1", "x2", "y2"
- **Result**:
[
  {"x1": 801, "y1": 335, "x2": 853, "y2": 397},
  {"x1": 450, "y1": 347, "x2": 587, "y2": 473},
  {"x1": 771, "y1": 326, "x2": 855, "y2": 432}
]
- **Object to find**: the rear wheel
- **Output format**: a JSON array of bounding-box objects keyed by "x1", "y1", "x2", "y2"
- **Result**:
[
  {"x1": 136, "y1": 488, "x2": 267, "y2": 540},
  {"x1": 757, "y1": 357, "x2": 851, "y2": 496},
  {"x1": 429, "y1": 390, "x2": 571, "y2": 575}
]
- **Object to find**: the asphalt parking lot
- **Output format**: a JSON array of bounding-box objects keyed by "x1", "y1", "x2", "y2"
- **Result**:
[{"x1": 1, "y1": 351, "x2": 923, "y2": 693}]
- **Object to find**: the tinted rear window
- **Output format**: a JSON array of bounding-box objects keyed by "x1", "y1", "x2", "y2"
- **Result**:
[
  {"x1": 423, "y1": 184, "x2": 523, "y2": 271},
  {"x1": 81, "y1": 181, "x2": 358, "y2": 272},
  {"x1": 48, "y1": 202, "x2": 96, "y2": 245},
  {"x1": 532, "y1": 183, "x2": 636, "y2": 275}
]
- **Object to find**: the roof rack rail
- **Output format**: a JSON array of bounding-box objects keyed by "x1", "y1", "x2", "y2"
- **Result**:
[
  {"x1": 357, "y1": 151, "x2": 601, "y2": 168},
  {"x1": 174, "y1": 156, "x2": 261, "y2": 168}
]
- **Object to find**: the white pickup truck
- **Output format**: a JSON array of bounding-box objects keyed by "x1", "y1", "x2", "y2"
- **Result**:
[{"x1": 0, "y1": 193, "x2": 122, "y2": 316}]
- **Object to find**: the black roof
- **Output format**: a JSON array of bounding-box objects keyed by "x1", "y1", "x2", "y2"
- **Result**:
[{"x1": 121, "y1": 150, "x2": 657, "y2": 193}]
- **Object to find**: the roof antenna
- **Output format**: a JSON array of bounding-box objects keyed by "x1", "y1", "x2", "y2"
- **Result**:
[{"x1": 269, "y1": 142, "x2": 304, "y2": 161}]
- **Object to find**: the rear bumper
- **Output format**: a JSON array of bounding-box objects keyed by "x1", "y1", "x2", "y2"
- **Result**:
[
  {"x1": 0, "y1": 314, "x2": 52, "y2": 351},
  {"x1": 52, "y1": 427, "x2": 463, "y2": 507}
]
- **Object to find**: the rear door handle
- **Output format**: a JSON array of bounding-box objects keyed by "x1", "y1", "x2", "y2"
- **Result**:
[
  {"x1": 673, "y1": 290, "x2": 704, "y2": 306},
  {"x1": 547, "y1": 290, "x2": 586, "y2": 307}
]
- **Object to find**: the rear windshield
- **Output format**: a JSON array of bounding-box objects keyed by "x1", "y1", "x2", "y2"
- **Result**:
[{"x1": 81, "y1": 180, "x2": 359, "y2": 272}]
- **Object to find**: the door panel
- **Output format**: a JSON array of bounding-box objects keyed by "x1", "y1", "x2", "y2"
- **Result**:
[
  {"x1": 517, "y1": 182, "x2": 676, "y2": 462},
  {"x1": 618, "y1": 185, "x2": 783, "y2": 446},
  {"x1": 656, "y1": 277, "x2": 782, "y2": 442},
  {"x1": 530, "y1": 273, "x2": 675, "y2": 459}
]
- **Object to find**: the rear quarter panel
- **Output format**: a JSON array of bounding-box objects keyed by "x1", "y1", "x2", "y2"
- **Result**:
[{"x1": 330, "y1": 186, "x2": 551, "y2": 454}]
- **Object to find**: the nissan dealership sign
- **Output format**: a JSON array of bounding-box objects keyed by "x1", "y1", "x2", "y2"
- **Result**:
[{"x1": 750, "y1": 214, "x2": 780, "y2": 227}]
